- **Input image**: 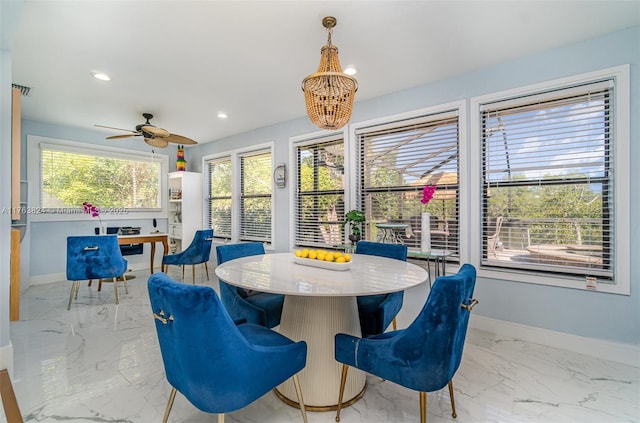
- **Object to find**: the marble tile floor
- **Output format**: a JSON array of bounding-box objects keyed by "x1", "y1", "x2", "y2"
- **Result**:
[{"x1": 3, "y1": 266, "x2": 639, "y2": 422}]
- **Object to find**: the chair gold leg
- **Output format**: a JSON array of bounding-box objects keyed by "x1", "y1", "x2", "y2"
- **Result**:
[
  {"x1": 68, "y1": 281, "x2": 79, "y2": 310},
  {"x1": 87, "y1": 279, "x2": 92, "y2": 287},
  {"x1": 218, "y1": 414, "x2": 224, "y2": 423},
  {"x1": 292, "y1": 374, "x2": 308, "y2": 423},
  {"x1": 448, "y1": 380, "x2": 457, "y2": 418},
  {"x1": 192, "y1": 265, "x2": 195, "y2": 284},
  {"x1": 392, "y1": 317, "x2": 397, "y2": 331},
  {"x1": 335, "y1": 364, "x2": 349, "y2": 422},
  {"x1": 204, "y1": 262, "x2": 210, "y2": 280},
  {"x1": 113, "y1": 277, "x2": 119, "y2": 305},
  {"x1": 98, "y1": 279, "x2": 102, "y2": 291},
  {"x1": 162, "y1": 387, "x2": 177, "y2": 423},
  {"x1": 420, "y1": 391, "x2": 427, "y2": 423},
  {"x1": 181, "y1": 265, "x2": 185, "y2": 281},
  {"x1": 74, "y1": 281, "x2": 80, "y2": 299},
  {"x1": 122, "y1": 273, "x2": 129, "y2": 294}
]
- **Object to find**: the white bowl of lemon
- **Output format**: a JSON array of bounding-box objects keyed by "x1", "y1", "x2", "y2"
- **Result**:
[{"x1": 293, "y1": 249, "x2": 352, "y2": 271}]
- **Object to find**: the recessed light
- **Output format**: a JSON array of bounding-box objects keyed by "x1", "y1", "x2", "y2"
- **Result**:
[
  {"x1": 91, "y1": 71, "x2": 111, "y2": 81},
  {"x1": 217, "y1": 112, "x2": 228, "y2": 119},
  {"x1": 343, "y1": 66, "x2": 357, "y2": 76}
]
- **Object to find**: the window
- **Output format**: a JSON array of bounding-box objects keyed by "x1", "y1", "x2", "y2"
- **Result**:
[
  {"x1": 206, "y1": 156, "x2": 232, "y2": 240},
  {"x1": 239, "y1": 149, "x2": 272, "y2": 243},
  {"x1": 203, "y1": 144, "x2": 274, "y2": 245},
  {"x1": 293, "y1": 135, "x2": 345, "y2": 248},
  {"x1": 35, "y1": 139, "x2": 163, "y2": 213},
  {"x1": 472, "y1": 65, "x2": 630, "y2": 293},
  {"x1": 355, "y1": 106, "x2": 462, "y2": 258}
]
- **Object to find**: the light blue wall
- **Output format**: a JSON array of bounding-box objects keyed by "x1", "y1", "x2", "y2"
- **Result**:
[
  {"x1": 189, "y1": 26, "x2": 639, "y2": 346},
  {"x1": 13, "y1": 27, "x2": 639, "y2": 346},
  {"x1": 20, "y1": 120, "x2": 175, "y2": 278}
]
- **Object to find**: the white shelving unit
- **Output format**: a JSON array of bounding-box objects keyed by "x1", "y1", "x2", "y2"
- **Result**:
[{"x1": 168, "y1": 171, "x2": 203, "y2": 253}]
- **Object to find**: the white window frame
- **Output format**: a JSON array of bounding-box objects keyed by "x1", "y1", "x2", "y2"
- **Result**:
[
  {"x1": 204, "y1": 154, "x2": 233, "y2": 240},
  {"x1": 289, "y1": 130, "x2": 346, "y2": 250},
  {"x1": 348, "y1": 101, "x2": 468, "y2": 261},
  {"x1": 27, "y1": 135, "x2": 169, "y2": 222},
  {"x1": 470, "y1": 65, "x2": 630, "y2": 295},
  {"x1": 202, "y1": 142, "x2": 275, "y2": 248},
  {"x1": 238, "y1": 147, "x2": 273, "y2": 244}
]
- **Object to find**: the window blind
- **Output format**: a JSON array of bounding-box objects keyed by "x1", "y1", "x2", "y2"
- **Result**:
[
  {"x1": 480, "y1": 80, "x2": 614, "y2": 279},
  {"x1": 294, "y1": 137, "x2": 345, "y2": 248},
  {"x1": 356, "y1": 111, "x2": 460, "y2": 257},
  {"x1": 239, "y1": 149, "x2": 272, "y2": 243},
  {"x1": 40, "y1": 143, "x2": 161, "y2": 210},
  {"x1": 205, "y1": 156, "x2": 232, "y2": 239}
]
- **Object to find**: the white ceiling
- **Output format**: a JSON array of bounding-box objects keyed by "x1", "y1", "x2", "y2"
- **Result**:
[{"x1": 11, "y1": 1, "x2": 640, "y2": 146}]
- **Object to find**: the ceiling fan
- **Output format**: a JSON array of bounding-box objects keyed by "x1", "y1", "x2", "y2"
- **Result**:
[{"x1": 95, "y1": 113, "x2": 197, "y2": 148}]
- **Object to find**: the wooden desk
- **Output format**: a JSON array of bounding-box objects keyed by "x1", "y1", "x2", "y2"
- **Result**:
[{"x1": 118, "y1": 233, "x2": 168, "y2": 273}]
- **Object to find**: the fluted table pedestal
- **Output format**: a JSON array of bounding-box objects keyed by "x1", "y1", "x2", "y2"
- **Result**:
[{"x1": 276, "y1": 295, "x2": 365, "y2": 410}]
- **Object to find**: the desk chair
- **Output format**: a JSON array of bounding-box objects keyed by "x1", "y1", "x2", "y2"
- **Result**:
[
  {"x1": 66, "y1": 235, "x2": 128, "y2": 310},
  {"x1": 355, "y1": 241, "x2": 408, "y2": 337},
  {"x1": 148, "y1": 273, "x2": 308, "y2": 423},
  {"x1": 216, "y1": 242, "x2": 285, "y2": 328},
  {"x1": 162, "y1": 229, "x2": 213, "y2": 283},
  {"x1": 334, "y1": 264, "x2": 478, "y2": 423}
]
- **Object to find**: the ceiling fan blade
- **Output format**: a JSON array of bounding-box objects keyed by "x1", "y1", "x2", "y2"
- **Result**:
[
  {"x1": 144, "y1": 138, "x2": 169, "y2": 148},
  {"x1": 95, "y1": 124, "x2": 139, "y2": 134},
  {"x1": 165, "y1": 133, "x2": 198, "y2": 145},
  {"x1": 106, "y1": 134, "x2": 140, "y2": 140},
  {"x1": 141, "y1": 125, "x2": 170, "y2": 138}
]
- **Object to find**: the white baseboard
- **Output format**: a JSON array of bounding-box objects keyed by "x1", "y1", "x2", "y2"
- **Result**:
[
  {"x1": 0, "y1": 341, "x2": 14, "y2": 377},
  {"x1": 27, "y1": 261, "x2": 150, "y2": 287},
  {"x1": 470, "y1": 315, "x2": 640, "y2": 368}
]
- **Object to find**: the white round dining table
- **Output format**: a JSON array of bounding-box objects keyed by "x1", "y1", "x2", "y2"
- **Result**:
[{"x1": 214, "y1": 252, "x2": 428, "y2": 410}]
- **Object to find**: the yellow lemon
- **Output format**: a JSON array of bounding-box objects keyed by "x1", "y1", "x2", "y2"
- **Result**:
[
  {"x1": 325, "y1": 253, "x2": 335, "y2": 262},
  {"x1": 334, "y1": 252, "x2": 343, "y2": 258},
  {"x1": 301, "y1": 250, "x2": 309, "y2": 258},
  {"x1": 294, "y1": 250, "x2": 302, "y2": 257},
  {"x1": 335, "y1": 256, "x2": 346, "y2": 263},
  {"x1": 317, "y1": 253, "x2": 326, "y2": 261},
  {"x1": 308, "y1": 251, "x2": 317, "y2": 260},
  {"x1": 343, "y1": 253, "x2": 351, "y2": 262}
]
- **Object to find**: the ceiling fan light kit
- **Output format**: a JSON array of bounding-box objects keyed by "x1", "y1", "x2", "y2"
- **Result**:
[
  {"x1": 96, "y1": 113, "x2": 197, "y2": 148},
  {"x1": 302, "y1": 16, "x2": 358, "y2": 130}
]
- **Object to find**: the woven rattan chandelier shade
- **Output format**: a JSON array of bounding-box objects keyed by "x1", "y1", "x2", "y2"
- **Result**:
[{"x1": 302, "y1": 17, "x2": 357, "y2": 130}]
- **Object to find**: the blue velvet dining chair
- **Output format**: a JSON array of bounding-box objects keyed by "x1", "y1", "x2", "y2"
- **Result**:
[
  {"x1": 66, "y1": 235, "x2": 128, "y2": 310},
  {"x1": 148, "y1": 272, "x2": 308, "y2": 423},
  {"x1": 215, "y1": 242, "x2": 285, "y2": 328},
  {"x1": 334, "y1": 264, "x2": 478, "y2": 423},
  {"x1": 354, "y1": 241, "x2": 408, "y2": 338},
  {"x1": 162, "y1": 229, "x2": 213, "y2": 284}
]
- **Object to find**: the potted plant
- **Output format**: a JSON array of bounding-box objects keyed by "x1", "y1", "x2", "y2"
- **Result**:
[{"x1": 343, "y1": 209, "x2": 366, "y2": 245}]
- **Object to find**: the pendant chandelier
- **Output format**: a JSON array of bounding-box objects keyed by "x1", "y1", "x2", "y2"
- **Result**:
[{"x1": 302, "y1": 16, "x2": 358, "y2": 130}]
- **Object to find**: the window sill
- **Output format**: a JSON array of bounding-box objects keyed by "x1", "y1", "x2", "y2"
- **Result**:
[{"x1": 477, "y1": 266, "x2": 629, "y2": 296}]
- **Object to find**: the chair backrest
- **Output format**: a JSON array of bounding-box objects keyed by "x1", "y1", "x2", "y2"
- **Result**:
[
  {"x1": 216, "y1": 242, "x2": 265, "y2": 265},
  {"x1": 355, "y1": 241, "x2": 408, "y2": 261},
  {"x1": 148, "y1": 272, "x2": 278, "y2": 413},
  {"x1": 392, "y1": 264, "x2": 476, "y2": 392},
  {"x1": 183, "y1": 229, "x2": 214, "y2": 264},
  {"x1": 66, "y1": 235, "x2": 127, "y2": 280}
]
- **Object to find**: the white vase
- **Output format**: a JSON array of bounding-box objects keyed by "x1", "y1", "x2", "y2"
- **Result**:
[
  {"x1": 99, "y1": 224, "x2": 107, "y2": 235},
  {"x1": 421, "y1": 212, "x2": 431, "y2": 253}
]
